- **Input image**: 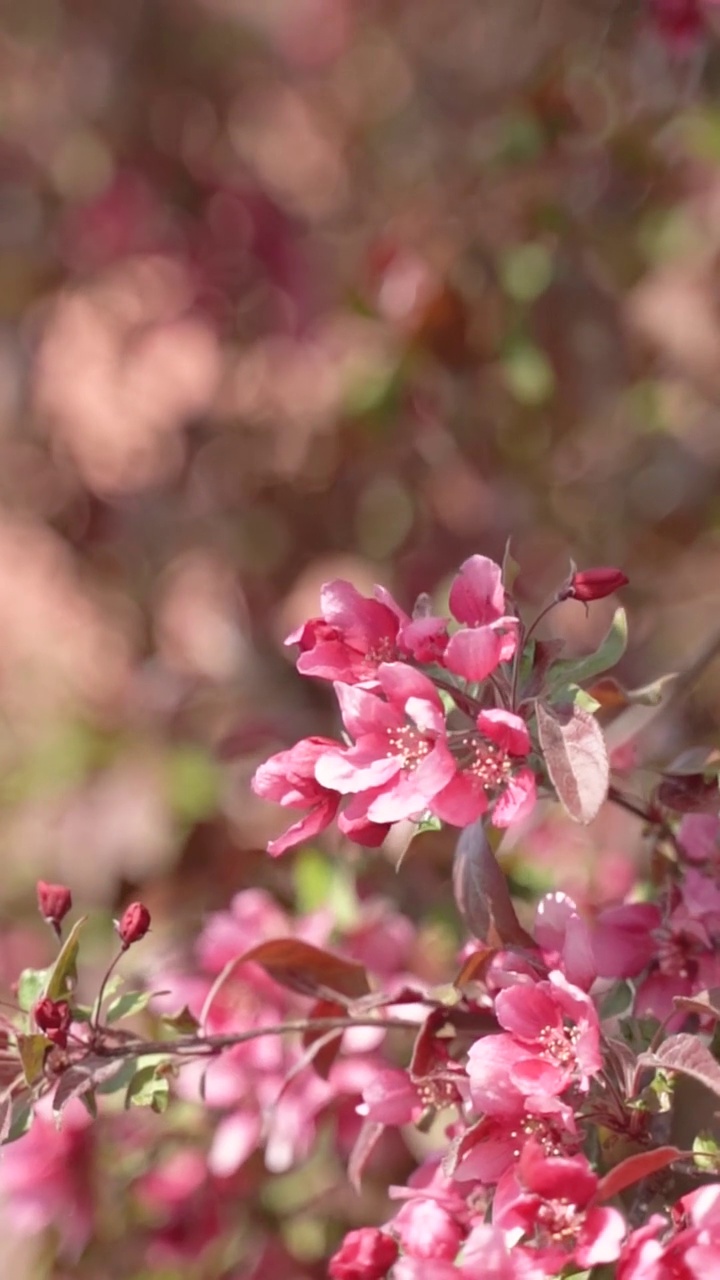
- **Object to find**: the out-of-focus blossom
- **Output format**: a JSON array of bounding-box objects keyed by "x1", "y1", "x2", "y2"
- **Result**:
[
  {"x1": 36, "y1": 880, "x2": 72, "y2": 935},
  {"x1": 329, "y1": 1227, "x2": 398, "y2": 1280},
  {"x1": 34, "y1": 257, "x2": 221, "y2": 495},
  {"x1": 0, "y1": 1100, "x2": 94, "y2": 1258}
]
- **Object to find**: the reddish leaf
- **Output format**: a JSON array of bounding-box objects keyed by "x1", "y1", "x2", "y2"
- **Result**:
[
  {"x1": 225, "y1": 938, "x2": 371, "y2": 1002},
  {"x1": 642, "y1": 1034, "x2": 720, "y2": 1098},
  {"x1": 453, "y1": 821, "x2": 537, "y2": 948},
  {"x1": 655, "y1": 774, "x2": 720, "y2": 815},
  {"x1": 595, "y1": 1146, "x2": 681, "y2": 1202},
  {"x1": 673, "y1": 989, "x2": 720, "y2": 1021},
  {"x1": 301, "y1": 999, "x2": 346, "y2": 1079},
  {"x1": 349, "y1": 1118, "x2": 384, "y2": 1193},
  {"x1": 536, "y1": 701, "x2": 609, "y2": 824}
]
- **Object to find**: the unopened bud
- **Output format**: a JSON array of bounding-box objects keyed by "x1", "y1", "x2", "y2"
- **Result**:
[
  {"x1": 36, "y1": 881, "x2": 73, "y2": 937},
  {"x1": 116, "y1": 902, "x2": 151, "y2": 949},
  {"x1": 562, "y1": 567, "x2": 629, "y2": 604},
  {"x1": 34, "y1": 997, "x2": 71, "y2": 1048}
]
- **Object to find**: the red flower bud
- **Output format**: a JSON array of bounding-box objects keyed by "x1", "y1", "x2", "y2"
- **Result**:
[
  {"x1": 36, "y1": 881, "x2": 73, "y2": 936},
  {"x1": 563, "y1": 567, "x2": 629, "y2": 603},
  {"x1": 329, "y1": 1228, "x2": 399, "y2": 1280},
  {"x1": 116, "y1": 901, "x2": 151, "y2": 949},
  {"x1": 34, "y1": 997, "x2": 71, "y2": 1048}
]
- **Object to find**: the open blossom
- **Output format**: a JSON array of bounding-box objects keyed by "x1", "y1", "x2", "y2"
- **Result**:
[
  {"x1": 393, "y1": 1197, "x2": 465, "y2": 1261},
  {"x1": 452, "y1": 1097, "x2": 578, "y2": 1186},
  {"x1": 468, "y1": 971, "x2": 602, "y2": 1114},
  {"x1": 315, "y1": 664, "x2": 456, "y2": 824},
  {"x1": 614, "y1": 867, "x2": 720, "y2": 1025},
  {"x1": 493, "y1": 1143, "x2": 625, "y2": 1273},
  {"x1": 432, "y1": 709, "x2": 537, "y2": 829},
  {"x1": 443, "y1": 556, "x2": 518, "y2": 683},
  {"x1": 617, "y1": 1184, "x2": 720, "y2": 1279},
  {"x1": 287, "y1": 579, "x2": 447, "y2": 686},
  {"x1": 251, "y1": 735, "x2": 388, "y2": 854}
]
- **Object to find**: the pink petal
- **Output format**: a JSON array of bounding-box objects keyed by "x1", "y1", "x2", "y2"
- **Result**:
[
  {"x1": 449, "y1": 555, "x2": 505, "y2": 625},
  {"x1": 577, "y1": 1206, "x2": 626, "y2": 1266},
  {"x1": 266, "y1": 794, "x2": 339, "y2": 856},
  {"x1": 208, "y1": 1110, "x2": 262, "y2": 1176},
  {"x1": 492, "y1": 769, "x2": 537, "y2": 827},
  {"x1": 444, "y1": 627, "x2": 504, "y2": 682},
  {"x1": 334, "y1": 682, "x2": 399, "y2": 738},
  {"x1": 315, "y1": 739, "x2": 401, "y2": 793},
  {"x1": 478, "y1": 709, "x2": 531, "y2": 757},
  {"x1": 377, "y1": 662, "x2": 444, "y2": 712},
  {"x1": 431, "y1": 772, "x2": 489, "y2": 826},
  {"x1": 496, "y1": 984, "x2": 559, "y2": 1040},
  {"x1": 367, "y1": 741, "x2": 457, "y2": 823}
]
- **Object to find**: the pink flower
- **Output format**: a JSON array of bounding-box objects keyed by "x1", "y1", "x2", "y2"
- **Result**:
[
  {"x1": 329, "y1": 1227, "x2": 399, "y2": 1280},
  {"x1": 357, "y1": 1067, "x2": 424, "y2": 1126},
  {"x1": 647, "y1": 0, "x2": 705, "y2": 53},
  {"x1": 679, "y1": 814, "x2": 720, "y2": 865},
  {"x1": 591, "y1": 902, "x2": 662, "y2": 980},
  {"x1": 393, "y1": 1198, "x2": 465, "y2": 1261},
  {"x1": 452, "y1": 1098, "x2": 578, "y2": 1186},
  {"x1": 431, "y1": 709, "x2": 536, "y2": 828},
  {"x1": 468, "y1": 972, "x2": 602, "y2": 1113},
  {"x1": 632, "y1": 869, "x2": 720, "y2": 1024},
  {"x1": 316, "y1": 664, "x2": 456, "y2": 824},
  {"x1": 534, "y1": 893, "x2": 596, "y2": 991},
  {"x1": 251, "y1": 736, "x2": 341, "y2": 854},
  {"x1": 287, "y1": 580, "x2": 447, "y2": 686},
  {"x1": 0, "y1": 1099, "x2": 94, "y2": 1258},
  {"x1": 443, "y1": 556, "x2": 518, "y2": 683},
  {"x1": 617, "y1": 1186, "x2": 720, "y2": 1278},
  {"x1": 493, "y1": 1143, "x2": 626, "y2": 1273}
]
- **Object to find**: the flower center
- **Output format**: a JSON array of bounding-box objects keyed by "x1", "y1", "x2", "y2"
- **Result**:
[
  {"x1": 536, "y1": 1198, "x2": 582, "y2": 1244},
  {"x1": 536, "y1": 1023, "x2": 580, "y2": 1067},
  {"x1": 452, "y1": 733, "x2": 513, "y2": 793},
  {"x1": 386, "y1": 727, "x2": 433, "y2": 771}
]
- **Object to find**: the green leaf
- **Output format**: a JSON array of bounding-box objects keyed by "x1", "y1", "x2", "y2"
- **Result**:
[
  {"x1": 599, "y1": 981, "x2": 632, "y2": 1019},
  {"x1": 693, "y1": 1131, "x2": 720, "y2": 1173},
  {"x1": 5, "y1": 1098, "x2": 32, "y2": 1145},
  {"x1": 17, "y1": 968, "x2": 50, "y2": 1014},
  {"x1": 160, "y1": 1005, "x2": 200, "y2": 1035},
  {"x1": 16, "y1": 1033, "x2": 49, "y2": 1085},
  {"x1": 548, "y1": 607, "x2": 628, "y2": 692},
  {"x1": 125, "y1": 1062, "x2": 171, "y2": 1113},
  {"x1": 415, "y1": 813, "x2": 443, "y2": 835},
  {"x1": 44, "y1": 916, "x2": 88, "y2": 1002},
  {"x1": 294, "y1": 848, "x2": 357, "y2": 930},
  {"x1": 105, "y1": 990, "x2": 154, "y2": 1024}
]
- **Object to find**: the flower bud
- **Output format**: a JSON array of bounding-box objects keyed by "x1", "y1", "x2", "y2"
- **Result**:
[
  {"x1": 36, "y1": 881, "x2": 73, "y2": 936},
  {"x1": 563, "y1": 567, "x2": 629, "y2": 603},
  {"x1": 34, "y1": 997, "x2": 71, "y2": 1048},
  {"x1": 116, "y1": 902, "x2": 151, "y2": 949},
  {"x1": 329, "y1": 1227, "x2": 399, "y2": 1280}
]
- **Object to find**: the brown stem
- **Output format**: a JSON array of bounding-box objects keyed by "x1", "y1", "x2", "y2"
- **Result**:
[{"x1": 91, "y1": 1015, "x2": 425, "y2": 1061}]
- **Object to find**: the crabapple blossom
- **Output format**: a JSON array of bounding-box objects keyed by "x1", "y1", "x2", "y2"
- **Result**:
[
  {"x1": 443, "y1": 555, "x2": 518, "y2": 682},
  {"x1": 432, "y1": 708, "x2": 537, "y2": 828},
  {"x1": 315, "y1": 665, "x2": 456, "y2": 824},
  {"x1": 493, "y1": 1142, "x2": 626, "y2": 1273}
]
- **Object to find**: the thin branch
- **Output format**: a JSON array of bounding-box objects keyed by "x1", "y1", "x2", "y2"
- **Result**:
[{"x1": 92, "y1": 1015, "x2": 423, "y2": 1061}]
